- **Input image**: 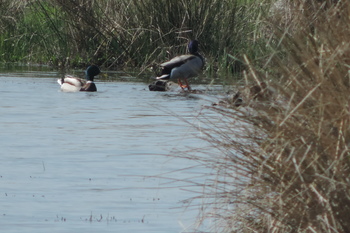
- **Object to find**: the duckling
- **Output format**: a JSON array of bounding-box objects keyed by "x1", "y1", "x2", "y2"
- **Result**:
[
  {"x1": 250, "y1": 82, "x2": 274, "y2": 100},
  {"x1": 213, "y1": 91, "x2": 243, "y2": 107},
  {"x1": 155, "y1": 40, "x2": 204, "y2": 91},
  {"x1": 58, "y1": 65, "x2": 100, "y2": 92}
]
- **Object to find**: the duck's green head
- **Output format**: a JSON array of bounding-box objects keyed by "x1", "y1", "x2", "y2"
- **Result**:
[
  {"x1": 85, "y1": 65, "x2": 101, "y2": 81},
  {"x1": 188, "y1": 40, "x2": 199, "y2": 54}
]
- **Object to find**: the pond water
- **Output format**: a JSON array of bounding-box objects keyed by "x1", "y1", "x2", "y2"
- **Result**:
[{"x1": 0, "y1": 66, "x2": 219, "y2": 233}]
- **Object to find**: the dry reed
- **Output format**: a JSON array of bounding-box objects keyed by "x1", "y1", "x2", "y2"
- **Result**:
[{"x1": 183, "y1": 0, "x2": 350, "y2": 232}]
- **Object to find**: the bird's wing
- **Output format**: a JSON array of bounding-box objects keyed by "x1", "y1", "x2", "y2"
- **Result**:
[
  {"x1": 160, "y1": 55, "x2": 196, "y2": 69},
  {"x1": 169, "y1": 56, "x2": 204, "y2": 80},
  {"x1": 62, "y1": 75, "x2": 85, "y2": 87}
]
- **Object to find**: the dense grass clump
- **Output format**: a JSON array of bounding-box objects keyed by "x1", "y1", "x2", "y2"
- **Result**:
[
  {"x1": 185, "y1": 0, "x2": 350, "y2": 232},
  {"x1": 0, "y1": 0, "x2": 270, "y2": 80}
]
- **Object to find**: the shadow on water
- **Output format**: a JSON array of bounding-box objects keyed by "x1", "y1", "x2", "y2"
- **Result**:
[{"x1": 0, "y1": 66, "x2": 220, "y2": 233}]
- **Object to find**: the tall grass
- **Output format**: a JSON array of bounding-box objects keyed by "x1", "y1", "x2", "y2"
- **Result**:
[
  {"x1": 186, "y1": 0, "x2": 350, "y2": 232},
  {"x1": 0, "y1": 0, "x2": 270, "y2": 79}
]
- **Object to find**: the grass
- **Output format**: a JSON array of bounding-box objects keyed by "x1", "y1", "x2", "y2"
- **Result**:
[
  {"x1": 4, "y1": 0, "x2": 349, "y2": 232},
  {"x1": 180, "y1": 0, "x2": 350, "y2": 232},
  {"x1": 0, "y1": 0, "x2": 270, "y2": 80}
]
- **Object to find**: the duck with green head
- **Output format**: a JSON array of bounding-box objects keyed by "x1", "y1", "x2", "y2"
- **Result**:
[
  {"x1": 58, "y1": 65, "x2": 100, "y2": 92},
  {"x1": 154, "y1": 40, "x2": 204, "y2": 91}
]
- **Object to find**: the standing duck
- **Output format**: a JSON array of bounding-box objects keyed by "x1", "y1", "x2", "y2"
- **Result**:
[
  {"x1": 155, "y1": 40, "x2": 204, "y2": 91},
  {"x1": 58, "y1": 65, "x2": 100, "y2": 92}
]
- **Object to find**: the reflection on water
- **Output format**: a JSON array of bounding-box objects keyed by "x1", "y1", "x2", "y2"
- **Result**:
[{"x1": 0, "y1": 67, "x2": 215, "y2": 233}]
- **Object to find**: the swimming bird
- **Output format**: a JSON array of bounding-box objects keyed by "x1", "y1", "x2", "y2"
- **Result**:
[
  {"x1": 57, "y1": 65, "x2": 100, "y2": 92},
  {"x1": 155, "y1": 40, "x2": 204, "y2": 91}
]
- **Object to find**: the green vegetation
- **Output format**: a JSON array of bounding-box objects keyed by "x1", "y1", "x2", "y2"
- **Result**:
[{"x1": 0, "y1": 0, "x2": 270, "y2": 80}]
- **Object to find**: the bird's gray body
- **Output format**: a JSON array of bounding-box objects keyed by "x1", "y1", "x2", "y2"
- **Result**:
[{"x1": 158, "y1": 55, "x2": 204, "y2": 80}]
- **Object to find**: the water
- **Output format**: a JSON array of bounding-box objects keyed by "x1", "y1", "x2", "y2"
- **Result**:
[{"x1": 0, "y1": 67, "x2": 216, "y2": 233}]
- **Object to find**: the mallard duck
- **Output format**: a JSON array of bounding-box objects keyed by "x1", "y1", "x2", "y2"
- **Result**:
[
  {"x1": 57, "y1": 65, "x2": 100, "y2": 92},
  {"x1": 155, "y1": 40, "x2": 204, "y2": 91}
]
